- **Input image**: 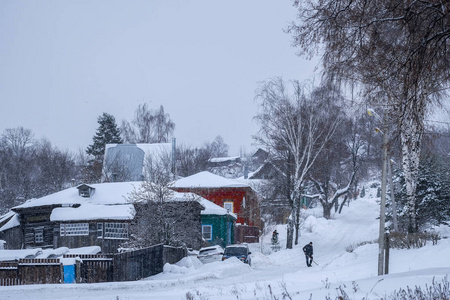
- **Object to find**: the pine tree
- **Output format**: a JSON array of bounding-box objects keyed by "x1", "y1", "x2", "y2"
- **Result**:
[
  {"x1": 85, "y1": 113, "x2": 122, "y2": 182},
  {"x1": 86, "y1": 113, "x2": 122, "y2": 160}
]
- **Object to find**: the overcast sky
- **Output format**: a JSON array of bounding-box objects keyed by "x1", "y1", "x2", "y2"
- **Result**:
[{"x1": 0, "y1": 1, "x2": 318, "y2": 156}]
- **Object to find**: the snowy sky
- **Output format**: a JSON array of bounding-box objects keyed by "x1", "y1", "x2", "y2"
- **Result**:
[{"x1": 0, "y1": 0, "x2": 318, "y2": 155}]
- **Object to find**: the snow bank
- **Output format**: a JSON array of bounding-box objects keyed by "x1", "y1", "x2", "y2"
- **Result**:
[{"x1": 163, "y1": 256, "x2": 203, "y2": 274}]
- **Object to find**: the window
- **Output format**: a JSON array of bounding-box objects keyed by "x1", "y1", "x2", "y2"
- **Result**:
[
  {"x1": 97, "y1": 223, "x2": 103, "y2": 238},
  {"x1": 202, "y1": 225, "x2": 212, "y2": 241},
  {"x1": 224, "y1": 201, "x2": 234, "y2": 213},
  {"x1": 60, "y1": 223, "x2": 89, "y2": 236},
  {"x1": 35, "y1": 229, "x2": 43, "y2": 243},
  {"x1": 104, "y1": 223, "x2": 128, "y2": 239}
]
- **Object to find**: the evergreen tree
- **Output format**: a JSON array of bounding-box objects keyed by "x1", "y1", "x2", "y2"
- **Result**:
[
  {"x1": 86, "y1": 113, "x2": 122, "y2": 159},
  {"x1": 395, "y1": 155, "x2": 450, "y2": 232},
  {"x1": 85, "y1": 113, "x2": 122, "y2": 183}
]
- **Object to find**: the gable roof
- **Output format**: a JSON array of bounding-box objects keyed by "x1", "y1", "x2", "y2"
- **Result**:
[
  {"x1": 51, "y1": 204, "x2": 135, "y2": 221},
  {"x1": 172, "y1": 171, "x2": 249, "y2": 189},
  {"x1": 0, "y1": 213, "x2": 20, "y2": 231},
  {"x1": 12, "y1": 181, "x2": 141, "y2": 211}
]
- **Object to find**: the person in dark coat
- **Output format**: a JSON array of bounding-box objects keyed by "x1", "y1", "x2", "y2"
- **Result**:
[{"x1": 302, "y1": 242, "x2": 313, "y2": 267}]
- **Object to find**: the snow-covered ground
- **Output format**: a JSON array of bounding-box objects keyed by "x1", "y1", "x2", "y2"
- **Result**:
[{"x1": 2, "y1": 186, "x2": 449, "y2": 299}]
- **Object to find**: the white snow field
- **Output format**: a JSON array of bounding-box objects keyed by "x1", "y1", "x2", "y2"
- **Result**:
[{"x1": 2, "y1": 185, "x2": 449, "y2": 300}]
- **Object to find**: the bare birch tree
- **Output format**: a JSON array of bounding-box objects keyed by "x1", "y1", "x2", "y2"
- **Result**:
[
  {"x1": 254, "y1": 78, "x2": 344, "y2": 248},
  {"x1": 288, "y1": 0, "x2": 450, "y2": 232},
  {"x1": 121, "y1": 103, "x2": 175, "y2": 144},
  {"x1": 309, "y1": 115, "x2": 361, "y2": 219}
]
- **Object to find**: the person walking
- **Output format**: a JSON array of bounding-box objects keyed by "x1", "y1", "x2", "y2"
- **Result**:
[{"x1": 303, "y1": 242, "x2": 313, "y2": 267}]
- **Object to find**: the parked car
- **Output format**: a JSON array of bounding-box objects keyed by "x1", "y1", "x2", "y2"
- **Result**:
[
  {"x1": 197, "y1": 245, "x2": 224, "y2": 264},
  {"x1": 222, "y1": 244, "x2": 251, "y2": 266}
]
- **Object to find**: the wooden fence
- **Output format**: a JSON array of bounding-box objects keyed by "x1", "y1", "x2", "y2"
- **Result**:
[
  {"x1": 0, "y1": 259, "x2": 62, "y2": 286},
  {"x1": 114, "y1": 245, "x2": 163, "y2": 281},
  {"x1": 235, "y1": 225, "x2": 260, "y2": 243},
  {"x1": 0, "y1": 245, "x2": 187, "y2": 286},
  {"x1": 63, "y1": 254, "x2": 114, "y2": 283},
  {"x1": 0, "y1": 261, "x2": 20, "y2": 286},
  {"x1": 113, "y1": 244, "x2": 187, "y2": 282}
]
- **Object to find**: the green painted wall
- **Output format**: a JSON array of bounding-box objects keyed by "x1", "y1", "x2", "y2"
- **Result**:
[{"x1": 201, "y1": 214, "x2": 235, "y2": 248}]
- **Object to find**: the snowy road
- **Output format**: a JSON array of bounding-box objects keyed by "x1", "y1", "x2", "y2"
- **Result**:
[{"x1": 2, "y1": 192, "x2": 449, "y2": 300}]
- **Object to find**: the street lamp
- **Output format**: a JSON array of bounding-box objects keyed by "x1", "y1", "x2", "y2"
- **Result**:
[{"x1": 368, "y1": 108, "x2": 388, "y2": 276}]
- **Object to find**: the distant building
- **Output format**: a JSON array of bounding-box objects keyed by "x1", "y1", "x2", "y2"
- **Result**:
[
  {"x1": 102, "y1": 143, "x2": 172, "y2": 182},
  {"x1": 208, "y1": 156, "x2": 243, "y2": 178}
]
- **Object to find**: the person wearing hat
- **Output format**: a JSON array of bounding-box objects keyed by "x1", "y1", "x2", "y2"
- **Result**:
[{"x1": 302, "y1": 242, "x2": 313, "y2": 267}]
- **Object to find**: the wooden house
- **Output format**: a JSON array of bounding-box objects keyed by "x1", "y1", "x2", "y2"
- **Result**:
[
  {"x1": 171, "y1": 171, "x2": 261, "y2": 243},
  {"x1": 3, "y1": 183, "x2": 137, "y2": 253},
  {"x1": 0, "y1": 181, "x2": 232, "y2": 252}
]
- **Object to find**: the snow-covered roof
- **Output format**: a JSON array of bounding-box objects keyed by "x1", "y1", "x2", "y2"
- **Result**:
[
  {"x1": 172, "y1": 171, "x2": 249, "y2": 189},
  {"x1": 12, "y1": 181, "x2": 141, "y2": 210},
  {"x1": 51, "y1": 204, "x2": 135, "y2": 221},
  {"x1": 200, "y1": 199, "x2": 237, "y2": 219},
  {"x1": 35, "y1": 247, "x2": 70, "y2": 258},
  {"x1": 10, "y1": 181, "x2": 233, "y2": 223},
  {"x1": 209, "y1": 156, "x2": 240, "y2": 163},
  {"x1": 10, "y1": 182, "x2": 141, "y2": 223},
  {"x1": 0, "y1": 211, "x2": 15, "y2": 224},
  {"x1": 66, "y1": 246, "x2": 101, "y2": 255},
  {"x1": 0, "y1": 213, "x2": 20, "y2": 231},
  {"x1": 0, "y1": 248, "x2": 43, "y2": 261},
  {"x1": 0, "y1": 246, "x2": 102, "y2": 261}
]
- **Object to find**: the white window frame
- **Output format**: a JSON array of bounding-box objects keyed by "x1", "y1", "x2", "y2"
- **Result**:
[
  {"x1": 97, "y1": 223, "x2": 103, "y2": 239},
  {"x1": 104, "y1": 223, "x2": 129, "y2": 240},
  {"x1": 60, "y1": 223, "x2": 89, "y2": 236},
  {"x1": 202, "y1": 225, "x2": 213, "y2": 241},
  {"x1": 224, "y1": 201, "x2": 234, "y2": 213},
  {"x1": 35, "y1": 229, "x2": 44, "y2": 243}
]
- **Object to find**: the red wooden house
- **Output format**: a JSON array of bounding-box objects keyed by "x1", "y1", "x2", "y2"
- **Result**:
[{"x1": 171, "y1": 171, "x2": 261, "y2": 243}]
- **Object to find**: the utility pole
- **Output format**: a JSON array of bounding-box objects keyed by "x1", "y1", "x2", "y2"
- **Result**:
[
  {"x1": 368, "y1": 108, "x2": 389, "y2": 276},
  {"x1": 378, "y1": 115, "x2": 388, "y2": 276}
]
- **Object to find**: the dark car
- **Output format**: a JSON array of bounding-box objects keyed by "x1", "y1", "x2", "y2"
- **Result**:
[{"x1": 222, "y1": 244, "x2": 251, "y2": 266}]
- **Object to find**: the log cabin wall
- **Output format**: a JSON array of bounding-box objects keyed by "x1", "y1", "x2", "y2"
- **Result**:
[{"x1": 20, "y1": 207, "x2": 54, "y2": 249}]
